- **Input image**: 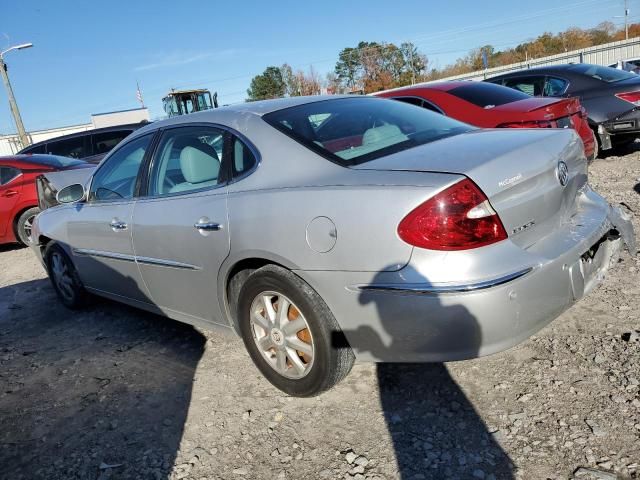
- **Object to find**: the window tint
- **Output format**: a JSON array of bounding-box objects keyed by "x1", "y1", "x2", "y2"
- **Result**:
[
  {"x1": 392, "y1": 96, "x2": 443, "y2": 113},
  {"x1": 232, "y1": 137, "x2": 257, "y2": 178},
  {"x1": 46, "y1": 136, "x2": 87, "y2": 158},
  {"x1": 394, "y1": 96, "x2": 424, "y2": 107},
  {"x1": 544, "y1": 77, "x2": 569, "y2": 96},
  {"x1": 89, "y1": 134, "x2": 152, "y2": 201},
  {"x1": 568, "y1": 63, "x2": 636, "y2": 83},
  {"x1": 149, "y1": 127, "x2": 224, "y2": 196},
  {"x1": 448, "y1": 82, "x2": 530, "y2": 107},
  {"x1": 0, "y1": 166, "x2": 21, "y2": 185},
  {"x1": 92, "y1": 130, "x2": 132, "y2": 155},
  {"x1": 20, "y1": 143, "x2": 46, "y2": 154},
  {"x1": 263, "y1": 97, "x2": 472, "y2": 166},
  {"x1": 502, "y1": 76, "x2": 545, "y2": 96}
]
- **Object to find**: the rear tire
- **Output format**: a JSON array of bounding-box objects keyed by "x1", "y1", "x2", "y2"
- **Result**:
[
  {"x1": 237, "y1": 265, "x2": 354, "y2": 396},
  {"x1": 16, "y1": 207, "x2": 40, "y2": 246},
  {"x1": 44, "y1": 243, "x2": 87, "y2": 309}
]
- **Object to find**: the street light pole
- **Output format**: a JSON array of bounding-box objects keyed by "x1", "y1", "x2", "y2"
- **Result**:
[{"x1": 0, "y1": 43, "x2": 33, "y2": 149}]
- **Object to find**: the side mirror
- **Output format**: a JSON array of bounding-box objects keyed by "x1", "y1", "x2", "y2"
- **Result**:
[{"x1": 56, "y1": 183, "x2": 86, "y2": 204}]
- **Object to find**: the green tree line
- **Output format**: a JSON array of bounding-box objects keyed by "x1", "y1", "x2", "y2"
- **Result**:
[{"x1": 246, "y1": 21, "x2": 640, "y2": 101}]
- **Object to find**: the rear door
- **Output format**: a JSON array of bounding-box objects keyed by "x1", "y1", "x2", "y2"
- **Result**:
[
  {"x1": 0, "y1": 166, "x2": 22, "y2": 237},
  {"x1": 67, "y1": 133, "x2": 154, "y2": 302},
  {"x1": 131, "y1": 125, "x2": 232, "y2": 325}
]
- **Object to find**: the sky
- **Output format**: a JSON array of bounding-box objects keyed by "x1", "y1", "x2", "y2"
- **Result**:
[{"x1": 0, "y1": 0, "x2": 633, "y2": 133}]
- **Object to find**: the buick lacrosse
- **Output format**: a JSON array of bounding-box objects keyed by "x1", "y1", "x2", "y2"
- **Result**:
[{"x1": 29, "y1": 96, "x2": 636, "y2": 396}]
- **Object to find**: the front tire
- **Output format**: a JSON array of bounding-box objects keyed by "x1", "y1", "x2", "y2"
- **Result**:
[
  {"x1": 237, "y1": 265, "x2": 354, "y2": 396},
  {"x1": 16, "y1": 207, "x2": 40, "y2": 245},
  {"x1": 44, "y1": 243, "x2": 87, "y2": 309}
]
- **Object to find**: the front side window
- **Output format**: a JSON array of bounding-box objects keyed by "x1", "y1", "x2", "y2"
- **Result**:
[
  {"x1": 89, "y1": 134, "x2": 152, "y2": 201},
  {"x1": 502, "y1": 76, "x2": 545, "y2": 96},
  {"x1": 92, "y1": 130, "x2": 132, "y2": 155},
  {"x1": 263, "y1": 97, "x2": 472, "y2": 166},
  {"x1": 0, "y1": 166, "x2": 21, "y2": 185},
  {"x1": 46, "y1": 136, "x2": 87, "y2": 158},
  {"x1": 148, "y1": 127, "x2": 224, "y2": 196},
  {"x1": 448, "y1": 82, "x2": 530, "y2": 107}
]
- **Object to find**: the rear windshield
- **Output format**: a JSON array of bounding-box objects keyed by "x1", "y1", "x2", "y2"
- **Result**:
[
  {"x1": 262, "y1": 97, "x2": 473, "y2": 165},
  {"x1": 19, "y1": 154, "x2": 85, "y2": 168},
  {"x1": 448, "y1": 82, "x2": 530, "y2": 108},
  {"x1": 568, "y1": 64, "x2": 637, "y2": 83}
]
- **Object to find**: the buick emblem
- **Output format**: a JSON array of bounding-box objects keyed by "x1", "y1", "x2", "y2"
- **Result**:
[{"x1": 557, "y1": 161, "x2": 569, "y2": 187}]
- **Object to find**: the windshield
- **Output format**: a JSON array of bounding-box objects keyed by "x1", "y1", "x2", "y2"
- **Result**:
[
  {"x1": 20, "y1": 154, "x2": 85, "y2": 168},
  {"x1": 263, "y1": 97, "x2": 473, "y2": 166},
  {"x1": 568, "y1": 63, "x2": 637, "y2": 83}
]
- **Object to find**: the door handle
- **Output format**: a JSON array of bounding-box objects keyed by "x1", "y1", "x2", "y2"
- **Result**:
[
  {"x1": 194, "y1": 221, "x2": 222, "y2": 231},
  {"x1": 2, "y1": 190, "x2": 18, "y2": 198},
  {"x1": 110, "y1": 220, "x2": 128, "y2": 231}
]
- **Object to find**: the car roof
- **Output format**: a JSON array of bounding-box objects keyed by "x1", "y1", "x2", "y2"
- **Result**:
[
  {"x1": 129, "y1": 95, "x2": 371, "y2": 136},
  {"x1": 19, "y1": 122, "x2": 147, "y2": 153},
  {"x1": 488, "y1": 63, "x2": 594, "y2": 80}
]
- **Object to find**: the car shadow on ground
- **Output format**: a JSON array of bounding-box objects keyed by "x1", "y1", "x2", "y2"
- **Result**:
[
  {"x1": 340, "y1": 266, "x2": 515, "y2": 479},
  {"x1": 634, "y1": 182, "x2": 640, "y2": 195},
  {"x1": 0, "y1": 276, "x2": 205, "y2": 479}
]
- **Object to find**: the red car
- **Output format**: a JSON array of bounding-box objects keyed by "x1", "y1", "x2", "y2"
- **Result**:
[
  {"x1": 375, "y1": 81, "x2": 596, "y2": 161},
  {"x1": 0, "y1": 155, "x2": 92, "y2": 246}
]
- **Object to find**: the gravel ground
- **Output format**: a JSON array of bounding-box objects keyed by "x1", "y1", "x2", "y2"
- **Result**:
[{"x1": 1, "y1": 146, "x2": 639, "y2": 480}]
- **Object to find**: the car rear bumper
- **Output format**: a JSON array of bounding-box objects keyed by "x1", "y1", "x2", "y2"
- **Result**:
[
  {"x1": 297, "y1": 190, "x2": 635, "y2": 363},
  {"x1": 598, "y1": 108, "x2": 640, "y2": 149}
]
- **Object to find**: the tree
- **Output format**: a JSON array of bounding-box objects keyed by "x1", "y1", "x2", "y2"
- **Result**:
[
  {"x1": 246, "y1": 66, "x2": 285, "y2": 101},
  {"x1": 281, "y1": 64, "x2": 322, "y2": 97}
]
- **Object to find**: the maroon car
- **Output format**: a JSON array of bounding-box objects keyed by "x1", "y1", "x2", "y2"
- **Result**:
[{"x1": 375, "y1": 81, "x2": 596, "y2": 161}]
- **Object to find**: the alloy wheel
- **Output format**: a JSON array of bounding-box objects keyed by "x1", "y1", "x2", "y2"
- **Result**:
[
  {"x1": 249, "y1": 291, "x2": 314, "y2": 379},
  {"x1": 23, "y1": 214, "x2": 36, "y2": 242},
  {"x1": 50, "y1": 252, "x2": 75, "y2": 302}
]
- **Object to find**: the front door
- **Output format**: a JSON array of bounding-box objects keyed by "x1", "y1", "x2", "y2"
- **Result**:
[
  {"x1": 132, "y1": 125, "x2": 231, "y2": 324},
  {"x1": 67, "y1": 133, "x2": 154, "y2": 303},
  {"x1": 0, "y1": 166, "x2": 22, "y2": 238}
]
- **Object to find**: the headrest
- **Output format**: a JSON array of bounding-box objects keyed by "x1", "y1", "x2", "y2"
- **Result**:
[
  {"x1": 179, "y1": 143, "x2": 220, "y2": 184},
  {"x1": 362, "y1": 124, "x2": 406, "y2": 146}
]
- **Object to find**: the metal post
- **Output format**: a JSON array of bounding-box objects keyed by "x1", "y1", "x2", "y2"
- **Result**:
[
  {"x1": 0, "y1": 45, "x2": 32, "y2": 149},
  {"x1": 625, "y1": 0, "x2": 629, "y2": 40}
]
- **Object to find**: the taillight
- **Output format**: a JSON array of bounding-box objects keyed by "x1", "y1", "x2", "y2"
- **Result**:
[
  {"x1": 397, "y1": 178, "x2": 508, "y2": 251},
  {"x1": 615, "y1": 91, "x2": 640, "y2": 106},
  {"x1": 497, "y1": 120, "x2": 554, "y2": 128}
]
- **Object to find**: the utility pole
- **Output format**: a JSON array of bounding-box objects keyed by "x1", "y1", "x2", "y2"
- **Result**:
[
  {"x1": 0, "y1": 43, "x2": 33, "y2": 149},
  {"x1": 625, "y1": 0, "x2": 629, "y2": 40}
]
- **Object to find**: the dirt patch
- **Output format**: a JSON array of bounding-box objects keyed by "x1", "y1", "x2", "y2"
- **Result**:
[{"x1": 1, "y1": 149, "x2": 639, "y2": 480}]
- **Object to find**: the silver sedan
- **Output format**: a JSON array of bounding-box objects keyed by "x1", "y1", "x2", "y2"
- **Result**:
[{"x1": 29, "y1": 95, "x2": 636, "y2": 396}]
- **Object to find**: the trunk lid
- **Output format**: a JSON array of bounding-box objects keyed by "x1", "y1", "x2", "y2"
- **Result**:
[
  {"x1": 352, "y1": 128, "x2": 587, "y2": 247},
  {"x1": 493, "y1": 97, "x2": 583, "y2": 128}
]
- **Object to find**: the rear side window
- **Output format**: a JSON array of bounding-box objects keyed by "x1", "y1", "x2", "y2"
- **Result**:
[
  {"x1": 0, "y1": 166, "x2": 21, "y2": 185},
  {"x1": 46, "y1": 136, "x2": 87, "y2": 158},
  {"x1": 232, "y1": 137, "x2": 257, "y2": 178},
  {"x1": 544, "y1": 77, "x2": 569, "y2": 96},
  {"x1": 263, "y1": 97, "x2": 472, "y2": 166},
  {"x1": 92, "y1": 130, "x2": 132, "y2": 155},
  {"x1": 502, "y1": 76, "x2": 545, "y2": 96},
  {"x1": 392, "y1": 96, "x2": 443, "y2": 113},
  {"x1": 447, "y1": 82, "x2": 530, "y2": 108}
]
